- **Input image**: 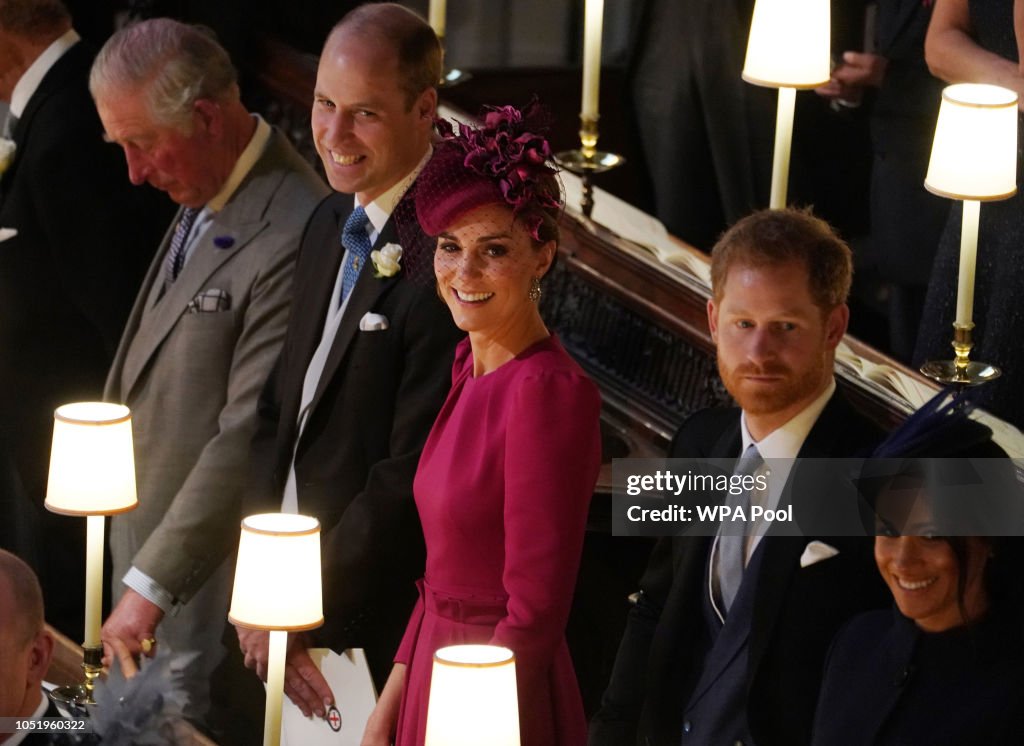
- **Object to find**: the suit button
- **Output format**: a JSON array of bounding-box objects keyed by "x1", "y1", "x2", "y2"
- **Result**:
[
  {"x1": 892, "y1": 665, "x2": 912, "y2": 687},
  {"x1": 682, "y1": 720, "x2": 692, "y2": 734}
]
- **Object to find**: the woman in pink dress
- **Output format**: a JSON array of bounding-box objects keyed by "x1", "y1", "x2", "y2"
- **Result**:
[{"x1": 360, "y1": 104, "x2": 602, "y2": 746}]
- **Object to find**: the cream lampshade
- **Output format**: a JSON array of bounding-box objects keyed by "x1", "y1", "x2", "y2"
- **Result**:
[
  {"x1": 742, "y1": 0, "x2": 831, "y2": 88},
  {"x1": 742, "y1": 0, "x2": 831, "y2": 209},
  {"x1": 45, "y1": 402, "x2": 137, "y2": 516},
  {"x1": 44, "y1": 401, "x2": 137, "y2": 706},
  {"x1": 424, "y1": 644, "x2": 520, "y2": 746},
  {"x1": 229, "y1": 513, "x2": 323, "y2": 631},
  {"x1": 230, "y1": 513, "x2": 323, "y2": 746},
  {"x1": 925, "y1": 83, "x2": 1018, "y2": 201},
  {"x1": 920, "y1": 83, "x2": 1018, "y2": 384}
]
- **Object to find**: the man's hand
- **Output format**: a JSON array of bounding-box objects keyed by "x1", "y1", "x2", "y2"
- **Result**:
[
  {"x1": 101, "y1": 588, "x2": 165, "y2": 667},
  {"x1": 236, "y1": 627, "x2": 336, "y2": 718},
  {"x1": 816, "y1": 51, "x2": 888, "y2": 105}
]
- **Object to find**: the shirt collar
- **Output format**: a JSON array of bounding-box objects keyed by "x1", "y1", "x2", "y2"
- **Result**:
[
  {"x1": 740, "y1": 377, "x2": 837, "y2": 459},
  {"x1": 362, "y1": 145, "x2": 432, "y2": 236},
  {"x1": 206, "y1": 115, "x2": 272, "y2": 213},
  {"x1": 5, "y1": 688, "x2": 49, "y2": 746},
  {"x1": 9, "y1": 29, "x2": 80, "y2": 118}
]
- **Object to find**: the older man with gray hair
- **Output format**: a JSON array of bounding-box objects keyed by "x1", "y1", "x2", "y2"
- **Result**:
[{"x1": 91, "y1": 18, "x2": 327, "y2": 726}]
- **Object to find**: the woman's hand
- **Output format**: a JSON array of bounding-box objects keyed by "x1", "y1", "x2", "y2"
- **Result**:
[{"x1": 360, "y1": 663, "x2": 407, "y2": 746}]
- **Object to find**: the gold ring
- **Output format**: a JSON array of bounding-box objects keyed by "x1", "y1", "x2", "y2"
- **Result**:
[{"x1": 140, "y1": 637, "x2": 156, "y2": 654}]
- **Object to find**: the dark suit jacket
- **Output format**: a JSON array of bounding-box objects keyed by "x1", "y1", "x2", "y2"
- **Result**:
[
  {"x1": 590, "y1": 391, "x2": 889, "y2": 746},
  {"x1": 812, "y1": 607, "x2": 1024, "y2": 745},
  {"x1": 0, "y1": 40, "x2": 173, "y2": 638},
  {"x1": 248, "y1": 189, "x2": 463, "y2": 685},
  {"x1": 0, "y1": 41, "x2": 174, "y2": 493}
]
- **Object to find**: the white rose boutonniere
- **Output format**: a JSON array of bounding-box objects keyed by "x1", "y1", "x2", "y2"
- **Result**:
[
  {"x1": 0, "y1": 138, "x2": 16, "y2": 174},
  {"x1": 371, "y1": 242, "x2": 403, "y2": 278}
]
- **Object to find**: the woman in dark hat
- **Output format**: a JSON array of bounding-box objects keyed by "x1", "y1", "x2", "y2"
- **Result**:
[
  {"x1": 812, "y1": 392, "x2": 1024, "y2": 745},
  {"x1": 361, "y1": 104, "x2": 601, "y2": 746}
]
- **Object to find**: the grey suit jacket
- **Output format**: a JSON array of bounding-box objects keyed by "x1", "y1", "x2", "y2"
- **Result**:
[{"x1": 106, "y1": 129, "x2": 328, "y2": 604}]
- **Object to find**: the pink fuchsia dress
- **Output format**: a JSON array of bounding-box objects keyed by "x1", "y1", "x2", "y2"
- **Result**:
[{"x1": 393, "y1": 335, "x2": 602, "y2": 746}]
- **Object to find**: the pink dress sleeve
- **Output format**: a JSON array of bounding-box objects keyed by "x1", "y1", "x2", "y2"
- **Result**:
[{"x1": 490, "y1": 367, "x2": 602, "y2": 685}]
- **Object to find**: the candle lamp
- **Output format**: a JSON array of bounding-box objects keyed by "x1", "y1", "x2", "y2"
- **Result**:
[
  {"x1": 229, "y1": 513, "x2": 323, "y2": 746},
  {"x1": 742, "y1": 0, "x2": 831, "y2": 209},
  {"x1": 424, "y1": 645, "x2": 520, "y2": 746},
  {"x1": 920, "y1": 83, "x2": 1018, "y2": 385},
  {"x1": 44, "y1": 402, "x2": 138, "y2": 709},
  {"x1": 554, "y1": 0, "x2": 624, "y2": 218}
]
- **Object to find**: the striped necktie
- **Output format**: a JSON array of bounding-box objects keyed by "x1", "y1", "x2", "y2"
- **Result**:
[{"x1": 164, "y1": 207, "x2": 201, "y2": 286}]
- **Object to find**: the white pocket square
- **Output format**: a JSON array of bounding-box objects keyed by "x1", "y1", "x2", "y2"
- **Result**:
[
  {"x1": 800, "y1": 540, "x2": 839, "y2": 568},
  {"x1": 0, "y1": 227, "x2": 17, "y2": 242},
  {"x1": 359, "y1": 312, "x2": 389, "y2": 331},
  {"x1": 187, "y1": 288, "x2": 231, "y2": 313}
]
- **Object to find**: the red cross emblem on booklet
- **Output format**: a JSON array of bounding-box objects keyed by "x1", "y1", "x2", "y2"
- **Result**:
[{"x1": 327, "y1": 705, "x2": 343, "y2": 732}]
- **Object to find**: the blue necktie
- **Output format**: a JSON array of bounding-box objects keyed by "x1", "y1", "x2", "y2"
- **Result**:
[
  {"x1": 164, "y1": 207, "x2": 200, "y2": 286},
  {"x1": 340, "y1": 206, "x2": 372, "y2": 304},
  {"x1": 713, "y1": 443, "x2": 764, "y2": 615}
]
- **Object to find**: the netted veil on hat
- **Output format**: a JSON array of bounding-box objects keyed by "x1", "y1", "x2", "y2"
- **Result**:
[{"x1": 414, "y1": 101, "x2": 562, "y2": 240}]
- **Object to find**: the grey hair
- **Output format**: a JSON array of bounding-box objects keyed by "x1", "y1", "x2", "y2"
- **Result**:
[
  {"x1": 0, "y1": 0, "x2": 70, "y2": 39},
  {"x1": 0, "y1": 549, "x2": 44, "y2": 649},
  {"x1": 89, "y1": 18, "x2": 238, "y2": 134}
]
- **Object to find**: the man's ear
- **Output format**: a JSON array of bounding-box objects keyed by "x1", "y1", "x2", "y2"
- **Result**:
[
  {"x1": 26, "y1": 630, "x2": 54, "y2": 687},
  {"x1": 192, "y1": 98, "x2": 223, "y2": 138},
  {"x1": 415, "y1": 87, "x2": 438, "y2": 125},
  {"x1": 707, "y1": 298, "x2": 720, "y2": 343},
  {"x1": 824, "y1": 303, "x2": 849, "y2": 349}
]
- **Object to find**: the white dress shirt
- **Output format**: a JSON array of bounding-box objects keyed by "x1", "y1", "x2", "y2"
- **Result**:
[
  {"x1": 737, "y1": 377, "x2": 837, "y2": 560},
  {"x1": 5, "y1": 688, "x2": 49, "y2": 746},
  {"x1": 280, "y1": 147, "x2": 432, "y2": 513},
  {"x1": 8, "y1": 29, "x2": 80, "y2": 120}
]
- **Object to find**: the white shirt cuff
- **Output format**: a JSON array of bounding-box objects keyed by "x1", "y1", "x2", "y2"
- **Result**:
[{"x1": 122, "y1": 566, "x2": 176, "y2": 614}]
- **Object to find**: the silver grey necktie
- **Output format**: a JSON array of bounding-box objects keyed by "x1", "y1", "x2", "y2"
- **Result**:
[{"x1": 713, "y1": 443, "x2": 764, "y2": 615}]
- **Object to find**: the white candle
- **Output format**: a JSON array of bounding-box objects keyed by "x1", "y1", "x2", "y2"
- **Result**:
[
  {"x1": 769, "y1": 86, "x2": 796, "y2": 209},
  {"x1": 429, "y1": 0, "x2": 447, "y2": 38},
  {"x1": 264, "y1": 630, "x2": 288, "y2": 746},
  {"x1": 84, "y1": 515, "x2": 104, "y2": 648},
  {"x1": 955, "y1": 199, "x2": 981, "y2": 327},
  {"x1": 581, "y1": 0, "x2": 605, "y2": 118}
]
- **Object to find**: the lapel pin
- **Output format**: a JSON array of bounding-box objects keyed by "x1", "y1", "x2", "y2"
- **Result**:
[{"x1": 213, "y1": 235, "x2": 235, "y2": 249}]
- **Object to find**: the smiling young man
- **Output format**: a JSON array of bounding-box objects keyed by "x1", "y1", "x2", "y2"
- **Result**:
[
  {"x1": 240, "y1": 2, "x2": 462, "y2": 719},
  {"x1": 590, "y1": 208, "x2": 888, "y2": 746}
]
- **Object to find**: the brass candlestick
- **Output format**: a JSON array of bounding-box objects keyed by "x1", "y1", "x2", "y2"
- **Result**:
[
  {"x1": 920, "y1": 322, "x2": 1001, "y2": 386},
  {"x1": 554, "y1": 114, "x2": 624, "y2": 218},
  {"x1": 49, "y1": 645, "x2": 103, "y2": 712}
]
